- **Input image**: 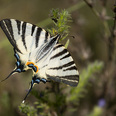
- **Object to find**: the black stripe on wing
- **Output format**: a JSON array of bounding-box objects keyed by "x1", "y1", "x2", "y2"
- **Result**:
[
  {"x1": 53, "y1": 44, "x2": 63, "y2": 51},
  {"x1": 46, "y1": 74, "x2": 79, "y2": 87},
  {"x1": 35, "y1": 27, "x2": 42, "y2": 48},
  {"x1": 35, "y1": 34, "x2": 60, "y2": 62},
  {"x1": 31, "y1": 24, "x2": 36, "y2": 36},
  {"x1": 43, "y1": 34, "x2": 60, "y2": 52},
  {"x1": 49, "y1": 61, "x2": 75, "y2": 70},
  {"x1": 44, "y1": 31, "x2": 49, "y2": 43},
  {"x1": 60, "y1": 53, "x2": 71, "y2": 60},
  {"x1": 15, "y1": 20, "x2": 21, "y2": 34},
  {"x1": 50, "y1": 49, "x2": 67, "y2": 60},
  {"x1": 21, "y1": 22, "x2": 27, "y2": 50},
  {"x1": 63, "y1": 66, "x2": 77, "y2": 71},
  {"x1": 0, "y1": 19, "x2": 21, "y2": 53}
]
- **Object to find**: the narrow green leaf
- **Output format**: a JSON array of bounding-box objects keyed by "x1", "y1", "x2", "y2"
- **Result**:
[{"x1": 65, "y1": 39, "x2": 70, "y2": 48}]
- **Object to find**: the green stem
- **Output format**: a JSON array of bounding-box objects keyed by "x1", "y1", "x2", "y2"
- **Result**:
[{"x1": 67, "y1": 1, "x2": 85, "y2": 13}]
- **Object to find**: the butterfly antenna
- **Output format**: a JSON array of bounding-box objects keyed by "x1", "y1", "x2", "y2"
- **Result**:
[
  {"x1": 0, "y1": 69, "x2": 18, "y2": 83},
  {"x1": 22, "y1": 82, "x2": 34, "y2": 103}
]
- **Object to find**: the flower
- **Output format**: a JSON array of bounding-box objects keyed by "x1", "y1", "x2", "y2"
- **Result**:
[{"x1": 98, "y1": 98, "x2": 106, "y2": 107}]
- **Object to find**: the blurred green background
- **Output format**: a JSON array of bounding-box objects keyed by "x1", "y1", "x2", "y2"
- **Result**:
[{"x1": 0, "y1": 0, "x2": 115, "y2": 116}]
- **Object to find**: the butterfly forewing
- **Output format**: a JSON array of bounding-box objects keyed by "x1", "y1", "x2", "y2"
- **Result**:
[
  {"x1": 0, "y1": 19, "x2": 51, "y2": 54},
  {"x1": 46, "y1": 44, "x2": 79, "y2": 87}
]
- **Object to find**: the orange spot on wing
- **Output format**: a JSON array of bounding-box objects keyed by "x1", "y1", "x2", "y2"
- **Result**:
[
  {"x1": 26, "y1": 61, "x2": 39, "y2": 73},
  {"x1": 35, "y1": 65, "x2": 39, "y2": 73},
  {"x1": 26, "y1": 62, "x2": 34, "y2": 65}
]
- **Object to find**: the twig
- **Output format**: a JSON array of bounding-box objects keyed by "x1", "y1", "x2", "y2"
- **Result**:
[
  {"x1": 83, "y1": 0, "x2": 100, "y2": 17},
  {"x1": 83, "y1": 0, "x2": 111, "y2": 39},
  {"x1": 108, "y1": 1, "x2": 116, "y2": 61}
]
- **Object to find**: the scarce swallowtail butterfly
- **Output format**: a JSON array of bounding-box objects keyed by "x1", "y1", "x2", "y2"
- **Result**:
[{"x1": 0, "y1": 19, "x2": 79, "y2": 102}]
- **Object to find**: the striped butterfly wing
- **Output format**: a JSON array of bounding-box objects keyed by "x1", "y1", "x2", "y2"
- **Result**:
[
  {"x1": 0, "y1": 19, "x2": 51, "y2": 54},
  {"x1": 26, "y1": 34, "x2": 60, "y2": 74},
  {"x1": 0, "y1": 19, "x2": 51, "y2": 81},
  {"x1": 29, "y1": 34, "x2": 60, "y2": 63},
  {"x1": 23, "y1": 43, "x2": 79, "y2": 101},
  {"x1": 46, "y1": 44, "x2": 79, "y2": 87}
]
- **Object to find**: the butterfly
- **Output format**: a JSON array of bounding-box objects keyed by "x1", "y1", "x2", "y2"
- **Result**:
[{"x1": 0, "y1": 19, "x2": 79, "y2": 102}]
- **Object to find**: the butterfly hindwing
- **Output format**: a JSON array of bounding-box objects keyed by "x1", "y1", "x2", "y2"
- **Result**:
[{"x1": 46, "y1": 44, "x2": 79, "y2": 87}]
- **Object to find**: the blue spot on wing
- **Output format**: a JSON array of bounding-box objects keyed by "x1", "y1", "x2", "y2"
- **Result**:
[
  {"x1": 28, "y1": 64, "x2": 37, "y2": 72},
  {"x1": 41, "y1": 78, "x2": 47, "y2": 83},
  {"x1": 16, "y1": 61, "x2": 20, "y2": 67},
  {"x1": 14, "y1": 53, "x2": 20, "y2": 60}
]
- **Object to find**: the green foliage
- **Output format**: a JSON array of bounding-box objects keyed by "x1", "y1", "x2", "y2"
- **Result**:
[
  {"x1": 68, "y1": 61, "x2": 104, "y2": 103},
  {"x1": 0, "y1": 91, "x2": 10, "y2": 110},
  {"x1": 65, "y1": 39, "x2": 70, "y2": 48},
  {"x1": 31, "y1": 83, "x2": 67, "y2": 115},
  {"x1": 19, "y1": 85, "x2": 66, "y2": 115},
  {"x1": 48, "y1": 9, "x2": 72, "y2": 41},
  {"x1": 87, "y1": 106, "x2": 103, "y2": 116},
  {"x1": 47, "y1": 8, "x2": 72, "y2": 49},
  {"x1": 19, "y1": 103, "x2": 37, "y2": 116}
]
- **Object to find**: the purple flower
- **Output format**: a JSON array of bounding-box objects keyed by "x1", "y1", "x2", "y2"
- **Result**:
[{"x1": 98, "y1": 98, "x2": 106, "y2": 107}]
